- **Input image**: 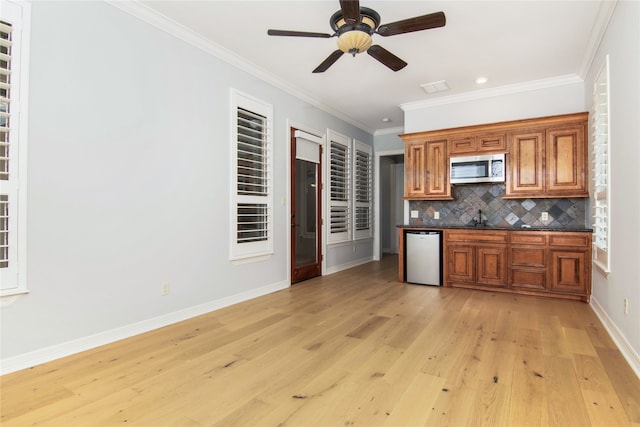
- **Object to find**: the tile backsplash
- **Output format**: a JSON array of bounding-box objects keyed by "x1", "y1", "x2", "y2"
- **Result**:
[{"x1": 408, "y1": 184, "x2": 587, "y2": 228}]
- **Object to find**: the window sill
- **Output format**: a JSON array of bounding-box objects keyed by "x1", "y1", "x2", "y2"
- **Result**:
[
  {"x1": 1, "y1": 290, "x2": 29, "y2": 307},
  {"x1": 593, "y1": 260, "x2": 610, "y2": 278},
  {"x1": 230, "y1": 252, "x2": 273, "y2": 265}
]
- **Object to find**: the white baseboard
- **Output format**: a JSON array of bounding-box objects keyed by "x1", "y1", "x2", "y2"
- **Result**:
[
  {"x1": 325, "y1": 256, "x2": 374, "y2": 275},
  {"x1": 0, "y1": 280, "x2": 289, "y2": 376},
  {"x1": 590, "y1": 297, "x2": 640, "y2": 380}
]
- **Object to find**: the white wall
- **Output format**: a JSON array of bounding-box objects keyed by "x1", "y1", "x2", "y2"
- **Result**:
[
  {"x1": 402, "y1": 78, "x2": 585, "y2": 133},
  {"x1": 0, "y1": 1, "x2": 372, "y2": 372},
  {"x1": 584, "y1": 0, "x2": 640, "y2": 373}
]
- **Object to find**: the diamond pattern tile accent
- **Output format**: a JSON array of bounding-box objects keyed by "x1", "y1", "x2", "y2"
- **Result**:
[{"x1": 408, "y1": 184, "x2": 587, "y2": 229}]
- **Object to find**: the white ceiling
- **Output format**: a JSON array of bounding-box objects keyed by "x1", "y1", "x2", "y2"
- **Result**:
[{"x1": 136, "y1": 0, "x2": 609, "y2": 133}]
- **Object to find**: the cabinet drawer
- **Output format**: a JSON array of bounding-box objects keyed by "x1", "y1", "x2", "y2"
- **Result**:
[
  {"x1": 445, "y1": 230, "x2": 509, "y2": 244},
  {"x1": 511, "y1": 232, "x2": 546, "y2": 246},
  {"x1": 511, "y1": 247, "x2": 546, "y2": 268},
  {"x1": 511, "y1": 269, "x2": 546, "y2": 290},
  {"x1": 548, "y1": 233, "x2": 591, "y2": 248},
  {"x1": 477, "y1": 134, "x2": 507, "y2": 152},
  {"x1": 449, "y1": 137, "x2": 476, "y2": 154}
]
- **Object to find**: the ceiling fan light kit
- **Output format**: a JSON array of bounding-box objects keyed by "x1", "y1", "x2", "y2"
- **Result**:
[{"x1": 267, "y1": 0, "x2": 445, "y2": 73}]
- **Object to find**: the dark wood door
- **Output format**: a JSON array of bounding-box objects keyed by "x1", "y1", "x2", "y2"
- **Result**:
[{"x1": 291, "y1": 128, "x2": 322, "y2": 284}]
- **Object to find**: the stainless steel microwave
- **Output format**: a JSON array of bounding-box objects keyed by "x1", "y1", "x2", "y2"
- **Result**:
[{"x1": 449, "y1": 153, "x2": 505, "y2": 184}]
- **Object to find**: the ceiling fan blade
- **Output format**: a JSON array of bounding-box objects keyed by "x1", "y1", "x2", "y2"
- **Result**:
[
  {"x1": 267, "y1": 29, "x2": 332, "y2": 38},
  {"x1": 340, "y1": 0, "x2": 361, "y2": 24},
  {"x1": 367, "y1": 45, "x2": 407, "y2": 71},
  {"x1": 377, "y1": 11, "x2": 446, "y2": 37},
  {"x1": 313, "y1": 50, "x2": 345, "y2": 73}
]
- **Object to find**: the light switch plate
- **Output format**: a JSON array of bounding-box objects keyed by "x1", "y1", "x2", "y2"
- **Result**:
[
  {"x1": 411, "y1": 210, "x2": 419, "y2": 218},
  {"x1": 434, "y1": 211, "x2": 440, "y2": 220}
]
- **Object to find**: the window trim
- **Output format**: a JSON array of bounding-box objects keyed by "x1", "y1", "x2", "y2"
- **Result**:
[
  {"x1": 591, "y1": 54, "x2": 610, "y2": 275},
  {"x1": 229, "y1": 89, "x2": 273, "y2": 262},
  {"x1": 1, "y1": 0, "x2": 30, "y2": 302}
]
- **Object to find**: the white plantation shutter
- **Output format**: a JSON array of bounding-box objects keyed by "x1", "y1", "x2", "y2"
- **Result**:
[
  {"x1": 353, "y1": 140, "x2": 372, "y2": 239},
  {"x1": 230, "y1": 91, "x2": 273, "y2": 260},
  {"x1": 591, "y1": 55, "x2": 610, "y2": 273},
  {"x1": 328, "y1": 131, "x2": 351, "y2": 243},
  {"x1": 1, "y1": 0, "x2": 29, "y2": 297}
]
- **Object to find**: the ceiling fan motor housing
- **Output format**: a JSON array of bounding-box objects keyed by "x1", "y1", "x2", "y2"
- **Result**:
[{"x1": 331, "y1": 7, "x2": 380, "y2": 55}]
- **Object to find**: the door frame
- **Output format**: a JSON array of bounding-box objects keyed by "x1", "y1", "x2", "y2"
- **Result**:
[{"x1": 286, "y1": 120, "x2": 326, "y2": 285}]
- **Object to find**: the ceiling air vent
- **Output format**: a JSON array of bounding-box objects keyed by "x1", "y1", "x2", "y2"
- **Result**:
[{"x1": 420, "y1": 80, "x2": 450, "y2": 94}]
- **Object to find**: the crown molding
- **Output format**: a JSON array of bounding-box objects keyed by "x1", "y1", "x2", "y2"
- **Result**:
[
  {"x1": 578, "y1": 0, "x2": 618, "y2": 79},
  {"x1": 399, "y1": 74, "x2": 584, "y2": 112},
  {"x1": 105, "y1": 0, "x2": 375, "y2": 135},
  {"x1": 374, "y1": 126, "x2": 404, "y2": 137}
]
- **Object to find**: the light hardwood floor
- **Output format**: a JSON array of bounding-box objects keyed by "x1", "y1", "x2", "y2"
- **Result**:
[{"x1": 2, "y1": 255, "x2": 639, "y2": 426}]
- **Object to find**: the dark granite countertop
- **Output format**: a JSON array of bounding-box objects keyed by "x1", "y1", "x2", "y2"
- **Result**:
[{"x1": 397, "y1": 224, "x2": 593, "y2": 232}]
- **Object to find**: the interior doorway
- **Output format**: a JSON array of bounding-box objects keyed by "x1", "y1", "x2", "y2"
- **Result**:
[
  {"x1": 290, "y1": 128, "x2": 323, "y2": 284},
  {"x1": 374, "y1": 150, "x2": 405, "y2": 260}
]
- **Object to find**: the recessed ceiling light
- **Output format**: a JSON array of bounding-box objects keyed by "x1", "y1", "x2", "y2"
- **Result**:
[
  {"x1": 382, "y1": 117, "x2": 392, "y2": 123},
  {"x1": 475, "y1": 76, "x2": 489, "y2": 84},
  {"x1": 420, "y1": 80, "x2": 450, "y2": 94}
]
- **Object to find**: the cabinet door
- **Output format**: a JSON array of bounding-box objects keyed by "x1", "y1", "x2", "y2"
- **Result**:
[
  {"x1": 425, "y1": 139, "x2": 451, "y2": 198},
  {"x1": 447, "y1": 245, "x2": 475, "y2": 283},
  {"x1": 549, "y1": 250, "x2": 587, "y2": 293},
  {"x1": 404, "y1": 141, "x2": 427, "y2": 198},
  {"x1": 546, "y1": 125, "x2": 588, "y2": 196},
  {"x1": 477, "y1": 246, "x2": 508, "y2": 287},
  {"x1": 507, "y1": 131, "x2": 545, "y2": 196}
]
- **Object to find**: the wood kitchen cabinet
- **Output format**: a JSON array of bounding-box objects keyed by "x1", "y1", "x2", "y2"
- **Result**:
[
  {"x1": 402, "y1": 137, "x2": 452, "y2": 200},
  {"x1": 445, "y1": 230, "x2": 509, "y2": 290},
  {"x1": 449, "y1": 133, "x2": 507, "y2": 155},
  {"x1": 436, "y1": 228, "x2": 592, "y2": 302},
  {"x1": 548, "y1": 232, "x2": 591, "y2": 296},
  {"x1": 400, "y1": 112, "x2": 586, "y2": 201},
  {"x1": 505, "y1": 113, "x2": 588, "y2": 198}
]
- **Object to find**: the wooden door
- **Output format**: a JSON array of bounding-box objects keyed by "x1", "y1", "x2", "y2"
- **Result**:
[
  {"x1": 507, "y1": 131, "x2": 544, "y2": 196},
  {"x1": 446, "y1": 245, "x2": 475, "y2": 283},
  {"x1": 291, "y1": 129, "x2": 322, "y2": 284},
  {"x1": 549, "y1": 250, "x2": 587, "y2": 293},
  {"x1": 476, "y1": 246, "x2": 508, "y2": 287},
  {"x1": 425, "y1": 139, "x2": 450, "y2": 198},
  {"x1": 404, "y1": 141, "x2": 427, "y2": 198},
  {"x1": 546, "y1": 125, "x2": 588, "y2": 196}
]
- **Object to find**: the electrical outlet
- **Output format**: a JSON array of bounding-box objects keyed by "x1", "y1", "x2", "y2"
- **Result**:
[
  {"x1": 161, "y1": 282, "x2": 170, "y2": 296},
  {"x1": 411, "y1": 210, "x2": 419, "y2": 219},
  {"x1": 434, "y1": 211, "x2": 440, "y2": 220},
  {"x1": 624, "y1": 298, "x2": 629, "y2": 315},
  {"x1": 541, "y1": 212, "x2": 549, "y2": 221}
]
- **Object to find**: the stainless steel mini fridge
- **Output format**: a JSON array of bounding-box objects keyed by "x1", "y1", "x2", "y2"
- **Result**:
[{"x1": 405, "y1": 230, "x2": 442, "y2": 286}]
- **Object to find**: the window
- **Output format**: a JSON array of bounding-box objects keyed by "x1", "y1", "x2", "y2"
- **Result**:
[
  {"x1": 230, "y1": 90, "x2": 273, "y2": 260},
  {"x1": 1, "y1": 0, "x2": 29, "y2": 299},
  {"x1": 353, "y1": 140, "x2": 372, "y2": 240},
  {"x1": 591, "y1": 55, "x2": 610, "y2": 273},
  {"x1": 327, "y1": 130, "x2": 351, "y2": 243}
]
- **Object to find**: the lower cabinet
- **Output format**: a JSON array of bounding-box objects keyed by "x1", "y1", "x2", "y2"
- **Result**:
[
  {"x1": 445, "y1": 230, "x2": 509, "y2": 290},
  {"x1": 443, "y1": 229, "x2": 592, "y2": 302}
]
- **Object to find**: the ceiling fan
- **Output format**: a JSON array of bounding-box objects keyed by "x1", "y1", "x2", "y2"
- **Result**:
[{"x1": 267, "y1": 0, "x2": 446, "y2": 73}]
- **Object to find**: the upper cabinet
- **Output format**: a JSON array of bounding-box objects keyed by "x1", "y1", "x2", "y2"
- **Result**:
[
  {"x1": 506, "y1": 114, "x2": 588, "y2": 198},
  {"x1": 403, "y1": 137, "x2": 452, "y2": 200},
  {"x1": 449, "y1": 133, "x2": 507, "y2": 155},
  {"x1": 401, "y1": 112, "x2": 589, "y2": 200}
]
